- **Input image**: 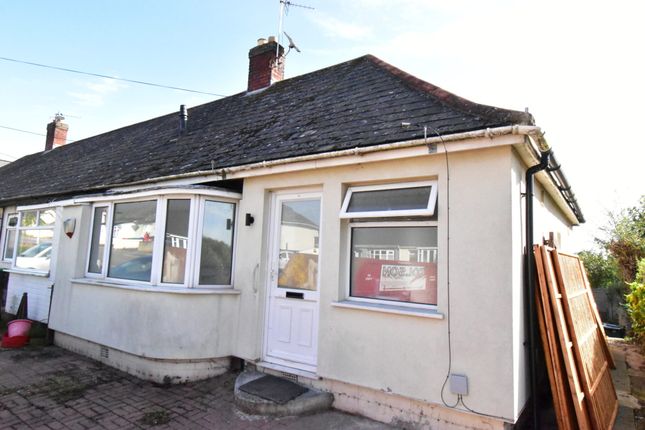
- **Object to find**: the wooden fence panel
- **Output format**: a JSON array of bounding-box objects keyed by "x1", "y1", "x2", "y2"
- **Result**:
[
  {"x1": 534, "y1": 245, "x2": 576, "y2": 430},
  {"x1": 536, "y1": 245, "x2": 591, "y2": 429},
  {"x1": 552, "y1": 250, "x2": 618, "y2": 430}
]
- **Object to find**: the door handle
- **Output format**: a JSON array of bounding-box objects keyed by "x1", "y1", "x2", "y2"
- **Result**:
[{"x1": 286, "y1": 291, "x2": 304, "y2": 299}]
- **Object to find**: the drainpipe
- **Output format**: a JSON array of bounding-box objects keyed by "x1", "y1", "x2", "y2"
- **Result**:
[{"x1": 525, "y1": 148, "x2": 551, "y2": 430}]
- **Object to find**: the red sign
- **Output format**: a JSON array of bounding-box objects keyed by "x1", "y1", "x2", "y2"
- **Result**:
[{"x1": 353, "y1": 258, "x2": 437, "y2": 305}]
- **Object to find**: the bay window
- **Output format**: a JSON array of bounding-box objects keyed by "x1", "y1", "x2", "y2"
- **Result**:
[
  {"x1": 86, "y1": 191, "x2": 238, "y2": 288},
  {"x1": 341, "y1": 181, "x2": 438, "y2": 307}
]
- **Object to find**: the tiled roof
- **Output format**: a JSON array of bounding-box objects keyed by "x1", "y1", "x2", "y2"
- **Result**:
[{"x1": 0, "y1": 55, "x2": 532, "y2": 204}]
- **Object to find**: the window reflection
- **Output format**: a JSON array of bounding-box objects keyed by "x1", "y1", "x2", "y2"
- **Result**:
[
  {"x1": 162, "y1": 200, "x2": 190, "y2": 284},
  {"x1": 277, "y1": 199, "x2": 320, "y2": 291},
  {"x1": 88, "y1": 207, "x2": 108, "y2": 274},
  {"x1": 108, "y1": 201, "x2": 156, "y2": 282},
  {"x1": 199, "y1": 201, "x2": 234, "y2": 285},
  {"x1": 351, "y1": 227, "x2": 437, "y2": 305},
  {"x1": 15, "y1": 229, "x2": 54, "y2": 271}
]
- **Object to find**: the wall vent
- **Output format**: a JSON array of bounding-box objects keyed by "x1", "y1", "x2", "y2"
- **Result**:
[
  {"x1": 100, "y1": 346, "x2": 109, "y2": 359},
  {"x1": 281, "y1": 371, "x2": 298, "y2": 383}
]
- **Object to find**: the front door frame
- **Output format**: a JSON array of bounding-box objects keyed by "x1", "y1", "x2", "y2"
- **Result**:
[{"x1": 262, "y1": 189, "x2": 322, "y2": 373}]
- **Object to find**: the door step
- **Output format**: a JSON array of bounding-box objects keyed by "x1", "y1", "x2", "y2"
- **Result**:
[{"x1": 234, "y1": 371, "x2": 333, "y2": 416}]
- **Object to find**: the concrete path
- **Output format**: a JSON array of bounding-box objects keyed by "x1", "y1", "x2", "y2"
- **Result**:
[
  {"x1": 0, "y1": 345, "x2": 392, "y2": 430},
  {"x1": 610, "y1": 339, "x2": 644, "y2": 430}
]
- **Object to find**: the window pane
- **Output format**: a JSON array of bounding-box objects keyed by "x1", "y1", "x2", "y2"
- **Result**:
[
  {"x1": 277, "y1": 199, "x2": 320, "y2": 291},
  {"x1": 4, "y1": 229, "x2": 16, "y2": 260},
  {"x1": 88, "y1": 207, "x2": 108, "y2": 273},
  {"x1": 15, "y1": 229, "x2": 54, "y2": 271},
  {"x1": 38, "y1": 209, "x2": 56, "y2": 226},
  {"x1": 162, "y1": 199, "x2": 190, "y2": 284},
  {"x1": 8, "y1": 214, "x2": 18, "y2": 227},
  {"x1": 20, "y1": 210, "x2": 38, "y2": 227},
  {"x1": 347, "y1": 186, "x2": 432, "y2": 213},
  {"x1": 108, "y1": 201, "x2": 156, "y2": 282},
  {"x1": 351, "y1": 227, "x2": 437, "y2": 305},
  {"x1": 199, "y1": 201, "x2": 234, "y2": 285}
]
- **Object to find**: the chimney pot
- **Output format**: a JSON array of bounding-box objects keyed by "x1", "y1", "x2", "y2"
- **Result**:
[
  {"x1": 247, "y1": 38, "x2": 285, "y2": 92},
  {"x1": 257, "y1": 38, "x2": 267, "y2": 46},
  {"x1": 45, "y1": 115, "x2": 69, "y2": 151},
  {"x1": 267, "y1": 35, "x2": 276, "y2": 43}
]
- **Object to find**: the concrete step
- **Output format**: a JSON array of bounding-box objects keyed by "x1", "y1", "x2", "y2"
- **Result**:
[{"x1": 234, "y1": 370, "x2": 333, "y2": 416}]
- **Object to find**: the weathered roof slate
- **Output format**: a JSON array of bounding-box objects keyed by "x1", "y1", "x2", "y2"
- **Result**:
[{"x1": 0, "y1": 55, "x2": 532, "y2": 204}]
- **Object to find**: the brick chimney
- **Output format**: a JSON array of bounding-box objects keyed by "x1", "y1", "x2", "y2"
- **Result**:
[
  {"x1": 45, "y1": 113, "x2": 69, "y2": 151},
  {"x1": 247, "y1": 36, "x2": 285, "y2": 92}
]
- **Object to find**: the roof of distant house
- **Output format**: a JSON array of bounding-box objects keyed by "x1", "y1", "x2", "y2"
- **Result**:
[{"x1": 0, "y1": 54, "x2": 532, "y2": 204}]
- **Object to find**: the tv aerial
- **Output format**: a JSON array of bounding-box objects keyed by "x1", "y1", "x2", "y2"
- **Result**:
[{"x1": 277, "y1": 0, "x2": 314, "y2": 58}]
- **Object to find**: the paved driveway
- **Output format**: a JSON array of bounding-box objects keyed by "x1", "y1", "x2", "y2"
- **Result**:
[{"x1": 0, "y1": 345, "x2": 392, "y2": 429}]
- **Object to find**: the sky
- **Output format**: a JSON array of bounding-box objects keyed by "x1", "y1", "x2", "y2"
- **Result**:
[{"x1": 0, "y1": 0, "x2": 643, "y2": 251}]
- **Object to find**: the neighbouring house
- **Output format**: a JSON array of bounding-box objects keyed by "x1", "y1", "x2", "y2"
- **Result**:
[{"x1": 0, "y1": 36, "x2": 584, "y2": 429}]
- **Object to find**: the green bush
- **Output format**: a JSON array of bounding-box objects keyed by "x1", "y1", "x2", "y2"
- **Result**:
[{"x1": 625, "y1": 258, "x2": 645, "y2": 348}]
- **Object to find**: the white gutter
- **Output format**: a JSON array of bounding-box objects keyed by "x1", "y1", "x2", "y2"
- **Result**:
[
  {"x1": 114, "y1": 125, "x2": 541, "y2": 188},
  {"x1": 6, "y1": 124, "x2": 580, "y2": 224}
]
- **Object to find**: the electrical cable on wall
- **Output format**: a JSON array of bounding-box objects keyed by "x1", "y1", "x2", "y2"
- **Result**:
[
  {"x1": 421, "y1": 125, "x2": 458, "y2": 409},
  {"x1": 404, "y1": 122, "x2": 511, "y2": 419}
]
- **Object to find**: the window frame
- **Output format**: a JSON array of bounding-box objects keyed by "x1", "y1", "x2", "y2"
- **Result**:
[
  {"x1": 342, "y1": 180, "x2": 439, "y2": 310},
  {"x1": 10, "y1": 207, "x2": 58, "y2": 274},
  {"x1": 339, "y1": 180, "x2": 438, "y2": 219},
  {"x1": 84, "y1": 191, "x2": 239, "y2": 289},
  {"x1": 2, "y1": 211, "x2": 18, "y2": 262},
  {"x1": 346, "y1": 220, "x2": 439, "y2": 310},
  {"x1": 85, "y1": 204, "x2": 112, "y2": 279}
]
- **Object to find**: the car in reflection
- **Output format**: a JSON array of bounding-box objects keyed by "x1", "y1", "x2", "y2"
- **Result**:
[
  {"x1": 109, "y1": 255, "x2": 152, "y2": 281},
  {"x1": 15, "y1": 242, "x2": 52, "y2": 271}
]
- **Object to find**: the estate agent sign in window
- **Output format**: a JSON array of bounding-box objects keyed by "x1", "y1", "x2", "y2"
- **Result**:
[{"x1": 340, "y1": 181, "x2": 438, "y2": 306}]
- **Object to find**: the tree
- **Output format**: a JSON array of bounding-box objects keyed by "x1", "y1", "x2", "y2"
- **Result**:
[
  {"x1": 578, "y1": 250, "x2": 621, "y2": 289},
  {"x1": 579, "y1": 250, "x2": 622, "y2": 322},
  {"x1": 597, "y1": 196, "x2": 645, "y2": 283},
  {"x1": 625, "y1": 258, "x2": 645, "y2": 349}
]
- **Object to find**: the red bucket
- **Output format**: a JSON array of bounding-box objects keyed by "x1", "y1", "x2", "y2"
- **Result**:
[
  {"x1": 1, "y1": 333, "x2": 29, "y2": 348},
  {"x1": 7, "y1": 319, "x2": 32, "y2": 337}
]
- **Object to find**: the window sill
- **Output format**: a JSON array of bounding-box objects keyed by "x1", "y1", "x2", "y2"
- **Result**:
[
  {"x1": 71, "y1": 278, "x2": 242, "y2": 295},
  {"x1": 3, "y1": 268, "x2": 50, "y2": 278},
  {"x1": 331, "y1": 300, "x2": 444, "y2": 319}
]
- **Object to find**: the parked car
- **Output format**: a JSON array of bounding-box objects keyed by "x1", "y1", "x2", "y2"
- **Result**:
[
  {"x1": 109, "y1": 255, "x2": 152, "y2": 281},
  {"x1": 15, "y1": 242, "x2": 52, "y2": 271}
]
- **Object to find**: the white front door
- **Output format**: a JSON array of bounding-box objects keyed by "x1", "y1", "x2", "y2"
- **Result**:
[{"x1": 264, "y1": 192, "x2": 321, "y2": 372}]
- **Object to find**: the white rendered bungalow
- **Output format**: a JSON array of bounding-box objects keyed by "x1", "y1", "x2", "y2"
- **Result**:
[{"x1": 0, "y1": 38, "x2": 583, "y2": 429}]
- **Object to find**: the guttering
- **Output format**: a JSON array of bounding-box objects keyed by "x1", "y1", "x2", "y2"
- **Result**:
[
  {"x1": 524, "y1": 130, "x2": 585, "y2": 223},
  {"x1": 0, "y1": 125, "x2": 583, "y2": 224},
  {"x1": 525, "y1": 149, "x2": 551, "y2": 430}
]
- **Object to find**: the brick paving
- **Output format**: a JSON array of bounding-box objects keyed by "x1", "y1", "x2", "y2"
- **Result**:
[{"x1": 0, "y1": 345, "x2": 392, "y2": 429}]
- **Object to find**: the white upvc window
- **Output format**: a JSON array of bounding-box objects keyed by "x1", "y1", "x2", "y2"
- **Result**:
[
  {"x1": 341, "y1": 181, "x2": 438, "y2": 308},
  {"x1": 9, "y1": 208, "x2": 57, "y2": 273},
  {"x1": 85, "y1": 191, "x2": 238, "y2": 289},
  {"x1": 339, "y1": 180, "x2": 437, "y2": 219}
]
